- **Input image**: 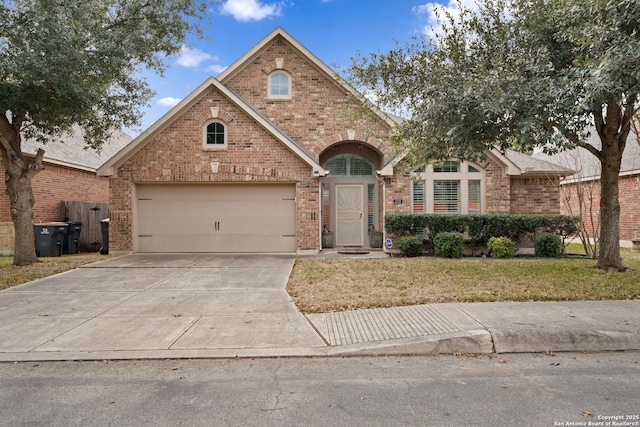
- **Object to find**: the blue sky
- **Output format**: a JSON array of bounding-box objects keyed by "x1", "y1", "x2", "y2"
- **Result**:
[{"x1": 134, "y1": 0, "x2": 462, "y2": 135}]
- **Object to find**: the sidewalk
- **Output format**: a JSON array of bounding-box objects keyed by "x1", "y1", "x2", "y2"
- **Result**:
[
  {"x1": 0, "y1": 253, "x2": 638, "y2": 361},
  {"x1": 305, "y1": 300, "x2": 640, "y2": 356}
]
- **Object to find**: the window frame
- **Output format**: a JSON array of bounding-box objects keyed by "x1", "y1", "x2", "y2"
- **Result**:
[
  {"x1": 322, "y1": 154, "x2": 375, "y2": 177},
  {"x1": 267, "y1": 71, "x2": 292, "y2": 100},
  {"x1": 202, "y1": 119, "x2": 228, "y2": 151},
  {"x1": 412, "y1": 160, "x2": 485, "y2": 214}
]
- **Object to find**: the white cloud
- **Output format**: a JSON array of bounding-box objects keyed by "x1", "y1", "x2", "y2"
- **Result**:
[
  {"x1": 206, "y1": 64, "x2": 228, "y2": 75},
  {"x1": 221, "y1": 0, "x2": 282, "y2": 22},
  {"x1": 176, "y1": 46, "x2": 218, "y2": 68},
  {"x1": 157, "y1": 97, "x2": 182, "y2": 107},
  {"x1": 413, "y1": 0, "x2": 479, "y2": 39}
]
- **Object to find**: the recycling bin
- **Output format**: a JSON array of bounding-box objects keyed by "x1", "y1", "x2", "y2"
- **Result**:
[
  {"x1": 33, "y1": 222, "x2": 68, "y2": 257},
  {"x1": 100, "y1": 218, "x2": 109, "y2": 255},
  {"x1": 63, "y1": 221, "x2": 82, "y2": 254}
]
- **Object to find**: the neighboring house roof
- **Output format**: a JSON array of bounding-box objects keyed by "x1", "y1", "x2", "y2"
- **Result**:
[
  {"x1": 97, "y1": 77, "x2": 327, "y2": 177},
  {"x1": 217, "y1": 27, "x2": 399, "y2": 129},
  {"x1": 533, "y1": 130, "x2": 640, "y2": 182},
  {"x1": 22, "y1": 126, "x2": 132, "y2": 172}
]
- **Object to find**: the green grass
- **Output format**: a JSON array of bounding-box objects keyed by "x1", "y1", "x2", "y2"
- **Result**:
[
  {"x1": 287, "y1": 248, "x2": 640, "y2": 313},
  {"x1": 0, "y1": 253, "x2": 112, "y2": 290}
]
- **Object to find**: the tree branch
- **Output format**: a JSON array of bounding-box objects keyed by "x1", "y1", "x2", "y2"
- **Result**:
[
  {"x1": 546, "y1": 120, "x2": 580, "y2": 144},
  {"x1": 593, "y1": 107, "x2": 604, "y2": 136},
  {"x1": 86, "y1": 1, "x2": 153, "y2": 42},
  {"x1": 0, "y1": 114, "x2": 19, "y2": 156}
]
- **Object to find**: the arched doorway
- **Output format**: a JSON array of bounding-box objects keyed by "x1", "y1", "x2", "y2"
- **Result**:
[{"x1": 320, "y1": 147, "x2": 382, "y2": 248}]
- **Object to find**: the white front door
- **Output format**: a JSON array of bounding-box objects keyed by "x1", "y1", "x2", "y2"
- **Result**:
[{"x1": 336, "y1": 184, "x2": 364, "y2": 246}]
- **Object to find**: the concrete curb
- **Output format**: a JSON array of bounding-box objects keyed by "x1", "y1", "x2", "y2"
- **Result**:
[
  {"x1": 2, "y1": 328, "x2": 638, "y2": 362},
  {"x1": 491, "y1": 328, "x2": 640, "y2": 353},
  {"x1": 324, "y1": 330, "x2": 494, "y2": 356}
]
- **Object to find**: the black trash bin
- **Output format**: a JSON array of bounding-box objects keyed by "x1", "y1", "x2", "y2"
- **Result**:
[
  {"x1": 63, "y1": 221, "x2": 82, "y2": 254},
  {"x1": 33, "y1": 222, "x2": 68, "y2": 257},
  {"x1": 100, "y1": 218, "x2": 109, "y2": 255}
]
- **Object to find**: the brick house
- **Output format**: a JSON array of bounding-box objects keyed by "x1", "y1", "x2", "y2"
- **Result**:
[
  {"x1": 97, "y1": 27, "x2": 571, "y2": 255},
  {"x1": 536, "y1": 132, "x2": 640, "y2": 242},
  {"x1": 0, "y1": 127, "x2": 131, "y2": 254}
]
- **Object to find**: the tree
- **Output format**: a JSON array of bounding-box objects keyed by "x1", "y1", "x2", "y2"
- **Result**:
[
  {"x1": 1, "y1": 0, "x2": 208, "y2": 265},
  {"x1": 347, "y1": 0, "x2": 640, "y2": 272}
]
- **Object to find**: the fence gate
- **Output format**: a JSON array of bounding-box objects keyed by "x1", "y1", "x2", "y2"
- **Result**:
[{"x1": 61, "y1": 201, "x2": 109, "y2": 252}]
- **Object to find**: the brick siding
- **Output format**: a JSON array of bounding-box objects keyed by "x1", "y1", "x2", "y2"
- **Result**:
[
  {"x1": 509, "y1": 176, "x2": 562, "y2": 214},
  {"x1": 106, "y1": 32, "x2": 567, "y2": 253},
  {"x1": 109, "y1": 36, "x2": 395, "y2": 253},
  {"x1": 225, "y1": 35, "x2": 394, "y2": 161},
  {"x1": 0, "y1": 161, "x2": 109, "y2": 253},
  {"x1": 561, "y1": 173, "x2": 640, "y2": 241},
  {"x1": 110, "y1": 86, "x2": 325, "y2": 252}
]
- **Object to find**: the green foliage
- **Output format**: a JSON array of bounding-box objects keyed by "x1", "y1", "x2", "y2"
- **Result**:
[
  {"x1": 348, "y1": 0, "x2": 640, "y2": 270},
  {"x1": 396, "y1": 236, "x2": 423, "y2": 257},
  {"x1": 433, "y1": 232, "x2": 464, "y2": 258},
  {"x1": 0, "y1": 0, "x2": 208, "y2": 147},
  {"x1": 487, "y1": 237, "x2": 515, "y2": 258},
  {"x1": 0, "y1": 0, "x2": 208, "y2": 265},
  {"x1": 385, "y1": 213, "x2": 577, "y2": 250},
  {"x1": 535, "y1": 234, "x2": 563, "y2": 258}
]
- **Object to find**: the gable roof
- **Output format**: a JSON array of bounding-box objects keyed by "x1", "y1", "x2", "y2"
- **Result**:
[
  {"x1": 97, "y1": 77, "x2": 326, "y2": 177},
  {"x1": 503, "y1": 149, "x2": 574, "y2": 177},
  {"x1": 376, "y1": 147, "x2": 572, "y2": 177},
  {"x1": 21, "y1": 126, "x2": 132, "y2": 172},
  {"x1": 533, "y1": 130, "x2": 640, "y2": 182},
  {"x1": 217, "y1": 27, "x2": 398, "y2": 129}
]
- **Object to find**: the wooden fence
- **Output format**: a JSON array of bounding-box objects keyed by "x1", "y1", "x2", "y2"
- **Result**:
[{"x1": 61, "y1": 201, "x2": 109, "y2": 252}]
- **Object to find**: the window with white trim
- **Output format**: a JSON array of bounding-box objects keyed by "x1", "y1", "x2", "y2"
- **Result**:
[
  {"x1": 412, "y1": 160, "x2": 484, "y2": 214},
  {"x1": 203, "y1": 120, "x2": 227, "y2": 150},
  {"x1": 268, "y1": 71, "x2": 291, "y2": 99},
  {"x1": 322, "y1": 154, "x2": 374, "y2": 177}
]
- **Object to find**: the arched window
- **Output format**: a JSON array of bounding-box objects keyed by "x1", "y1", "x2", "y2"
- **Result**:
[
  {"x1": 322, "y1": 154, "x2": 374, "y2": 177},
  {"x1": 268, "y1": 72, "x2": 291, "y2": 99},
  {"x1": 202, "y1": 120, "x2": 227, "y2": 150},
  {"x1": 412, "y1": 160, "x2": 484, "y2": 214}
]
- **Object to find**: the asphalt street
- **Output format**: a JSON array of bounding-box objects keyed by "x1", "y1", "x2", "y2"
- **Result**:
[{"x1": 1, "y1": 352, "x2": 638, "y2": 427}]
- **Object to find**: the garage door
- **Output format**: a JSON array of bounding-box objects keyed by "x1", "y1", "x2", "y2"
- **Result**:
[{"x1": 136, "y1": 184, "x2": 296, "y2": 253}]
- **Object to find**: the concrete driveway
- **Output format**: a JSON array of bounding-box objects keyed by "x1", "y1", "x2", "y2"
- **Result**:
[{"x1": 0, "y1": 254, "x2": 326, "y2": 361}]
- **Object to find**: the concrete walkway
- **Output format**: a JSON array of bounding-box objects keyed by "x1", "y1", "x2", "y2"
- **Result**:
[{"x1": 0, "y1": 253, "x2": 638, "y2": 361}]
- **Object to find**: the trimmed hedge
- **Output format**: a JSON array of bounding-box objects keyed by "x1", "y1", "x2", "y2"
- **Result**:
[{"x1": 385, "y1": 213, "x2": 578, "y2": 252}]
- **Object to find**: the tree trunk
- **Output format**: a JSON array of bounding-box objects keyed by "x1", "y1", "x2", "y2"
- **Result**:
[
  {"x1": 595, "y1": 133, "x2": 624, "y2": 272},
  {"x1": 0, "y1": 123, "x2": 43, "y2": 266}
]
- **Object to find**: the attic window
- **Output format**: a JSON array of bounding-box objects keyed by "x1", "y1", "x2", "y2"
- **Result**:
[
  {"x1": 203, "y1": 120, "x2": 227, "y2": 151},
  {"x1": 268, "y1": 71, "x2": 291, "y2": 99}
]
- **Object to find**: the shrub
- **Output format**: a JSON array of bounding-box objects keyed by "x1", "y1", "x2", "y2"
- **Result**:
[
  {"x1": 384, "y1": 213, "x2": 578, "y2": 246},
  {"x1": 487, "y1": 236, "x2": 515, "y2": 258},
  {"x1": 434, "y1": 232, "x2": 464, "y2": 258},
  {"x1": 535, "y1": 234, "x2": 563, "y2": 257},
  {"x1": 396, "y1": 236, "x2": 423, "y2": 257}
]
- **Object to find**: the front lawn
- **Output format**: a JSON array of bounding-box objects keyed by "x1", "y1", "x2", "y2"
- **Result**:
[
  {"x1": 0, "y1": 253, "x2": 112, "y2": 290},
  {"x1": 286, "y1": 248, "x2": 640, "y2": 314}
]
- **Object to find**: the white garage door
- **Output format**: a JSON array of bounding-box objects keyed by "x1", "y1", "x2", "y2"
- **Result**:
[{"x1": 136, "y1": 184, "x2": 296, "y2": 253}]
